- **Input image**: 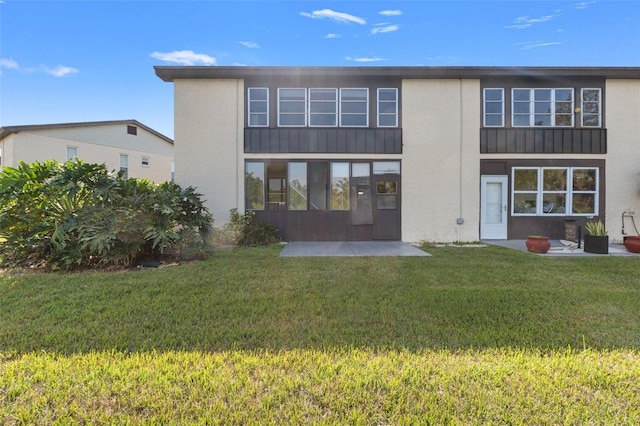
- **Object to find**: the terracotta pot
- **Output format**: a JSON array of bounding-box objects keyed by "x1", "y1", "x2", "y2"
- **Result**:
[
  {"x1": 526, "y1": 235, "x2": 550, "y2": 253},
  {"x1": 623, "y1": 236, "x2": 640, "y2": 253}
]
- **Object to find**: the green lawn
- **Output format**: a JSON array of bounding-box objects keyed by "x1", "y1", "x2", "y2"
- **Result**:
[{"x1": 2, "y1": 245, "x2": 640, "y2": 424}]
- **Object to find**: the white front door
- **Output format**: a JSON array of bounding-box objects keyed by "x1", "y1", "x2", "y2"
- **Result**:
[{"x1": 481, "y1": 175, "x2": 508, "y2": 239}]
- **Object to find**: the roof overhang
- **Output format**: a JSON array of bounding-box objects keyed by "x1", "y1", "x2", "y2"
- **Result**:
[{"x1": 155, "y1": 66, "x2": 640, "y2": 82}]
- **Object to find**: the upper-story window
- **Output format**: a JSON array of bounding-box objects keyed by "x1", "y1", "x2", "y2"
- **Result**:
[
  {"x1": 248, "y1": 88, "x2": 269, "y2": 127},
  {"x1": 483, "y1": 88, "x2": 504, "y2": 127},
  {"x1": 340, "y1": 88, "x2": 368, "y2": 127},
  {"x1": 309, "y1": 88, "x2": 338, "y2": 127},
  {"x1": 66, "y1": 146, "x2": 78, "y2": 161},
  {"x1": 581, "y1": 88, "x2": 601, "y2": 127},
  {"x1": 513, "y1": 88, "x2": 574, "y2": 127},
  {"x1": 278, "y1": 88, "x2": 307, "y2": 127},
  {"x1": 377, "y1": 88, "x2": 398, "y2": 127}
]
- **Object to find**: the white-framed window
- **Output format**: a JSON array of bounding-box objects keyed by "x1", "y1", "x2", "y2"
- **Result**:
[
  {"x1": 278, "y1": 88, "x2": 307, "y2": 127},
  {"x1": 248, "y1": 87, "x2": 269, "y2": 127},
  {"x1": 340, "y1": 88, "x2": 368, "y2": 127},
  {"x1": 512, "y1": 88, "x2": 574, "y2": 127},
  {"x1": 483, "y1": 88, "x2": 504, "y2": 127},
  {"x1": 119, "y1": 154, "x2": 129, "y2": 179},
  {"x1": 377, "y1": 88, "x2": 398, "y2": 127},
  {"x1": 512, "y1": 167, "x2": 598, "y2": 216},
  {"x1": 308, "y1": 88, "x2": 337, "y2": 127},
  {"x1": 66, "y1": 146, "x2": 78, "y2": 161},
  {"x1": 141, "y1": 156, "x2": 150, "y2": 167},
  {"x1": 581, "y1": 88, "x2": 601, "y2": 127}
]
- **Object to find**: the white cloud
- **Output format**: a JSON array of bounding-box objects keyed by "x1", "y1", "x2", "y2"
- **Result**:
[
  {"x1": 574, "y1": 1, "x2": 596, "y2": 9},
  {"x1": 150, "y1": 50, "x2": 216, "y2": 65},
  {"x1": 300, "y1": 9, "x2": 366, "y2": 25},
  {"x1": 506, "y1": 10, "x2": 561, "y2": 29},
  {"x1": 515, "y1": 41, "x2": 562, "y2": 50},
  {"x1": 239, "y1": 41, "x2": 260, "y2": 48},
  {"x1": 325, "y1": 33, "x2": 341, "y2": 39},
  {"x1": 379, "y1": 10, "x2": 402, "y2": 16},
  {"x1": 345, "y1": 56, "x2": 385, "y2": 62},
  {"x1": 0, "y1": 58, "x2": 19, "y2": 69},
  {"x1": 371, "y1": 25, "x2": 399, "y2": 35},
  {"x1": 44, "y1": 65, "x2": 79, "y2": 77}
]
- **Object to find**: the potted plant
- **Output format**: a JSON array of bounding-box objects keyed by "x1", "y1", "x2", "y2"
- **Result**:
[
  {"x1": 526, "y1": 235, "x2": 550, "y2": 253},
  {"x1": 623, "y1": 235, "x2": 640, "y2": 253},
  {"x1": 584, "y1": 220, "x2": 609, "y2": 254}
]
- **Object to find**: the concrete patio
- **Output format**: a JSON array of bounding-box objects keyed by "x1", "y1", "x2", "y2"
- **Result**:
[{"x1": 279, "y1": 241, "x2": 430, "y2": 257}]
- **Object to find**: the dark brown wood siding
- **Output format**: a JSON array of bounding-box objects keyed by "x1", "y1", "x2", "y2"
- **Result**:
[
  {"x1": 480, "y1": 128, "x2": 607, "y2": 154},
  {"x1": 245, "y1": 128, "x2": 402, "y2": 154}
]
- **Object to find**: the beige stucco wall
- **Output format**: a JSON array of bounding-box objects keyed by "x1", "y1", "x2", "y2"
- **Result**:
[
  {"x1": 2, "y1": 124, "x2": 173, "y2": 182},
  {"x1": 402, "y1": 79, "x2": 481, "y2": 243},
  {"x1": 174, "y1": 79, "x2": 244, "y2": 225},
  {"x1": 604, "y1": 80, "x2": 640, "y2": 243}
]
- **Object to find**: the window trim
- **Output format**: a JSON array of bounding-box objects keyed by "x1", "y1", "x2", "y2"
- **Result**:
[
  {"x1": 248, "y1": 87, "x2": 269, "y2": 127},
  {"x1": 278, "y1": 88, "x2": 307, "y2": 127},
  {"x1": 308, "y1": 88, "x2": 338, "y2": 127},
  {"x1": 339, "y1": 88, "x2": 369, "y2": 128},
  {"x1": 512, "y1": 166, "x2": 598, "y2": 216},
  {"x1": 581, "y1": 88, "x2": 601, "y2": 127},
  {"x1": 66, "y1": 146, "x2": 78, "y2": 161},
  {"x1": 483, "y1": 88, "x2": 504, "y2": 127},
  {"x1": 511, "y1": 88, "x2": 574, "y2": 128},
  {"x1": 377, "y1": 88, "x2": 398, "y2": 128}
]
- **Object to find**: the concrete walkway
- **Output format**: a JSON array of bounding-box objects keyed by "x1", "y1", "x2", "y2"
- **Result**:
[
  {"x1": 482, "y1": 239, "x2": 640, "y2": 257},
  {"x1": 279, "y1": 241, "x2": 430, "y2": 257}
]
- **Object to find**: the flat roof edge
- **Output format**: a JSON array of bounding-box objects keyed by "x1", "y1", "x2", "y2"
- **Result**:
[{"x1": 154, "y1": 66, "x2": 640, "y2": 82}]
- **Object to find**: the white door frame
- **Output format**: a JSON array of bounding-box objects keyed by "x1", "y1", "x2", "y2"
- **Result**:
[{"x1": 480, "y1": 175, "x2": 508, "y2": 239}]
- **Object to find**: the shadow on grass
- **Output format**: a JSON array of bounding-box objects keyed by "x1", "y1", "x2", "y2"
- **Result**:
[{"x1": 2, "y1": 245, "x2": 640, "y2": 355}]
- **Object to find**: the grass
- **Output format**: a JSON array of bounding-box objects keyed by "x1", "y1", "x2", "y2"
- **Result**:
[{"x1": 2, "y1": 245, "x2": 640, "y2": 423}]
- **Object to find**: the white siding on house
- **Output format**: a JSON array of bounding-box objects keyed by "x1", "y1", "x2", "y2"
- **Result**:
[
  {"x1": 401, "y1": 79, "x2": 481, "y2": 243},
  {"x1": 174, "y1": 79, "x2": 244, "y2": 225}
]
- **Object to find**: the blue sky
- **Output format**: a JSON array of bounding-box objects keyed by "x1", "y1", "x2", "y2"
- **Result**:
[{"x1": 1, "y1": 0, "x2": 639, "y2": 138}]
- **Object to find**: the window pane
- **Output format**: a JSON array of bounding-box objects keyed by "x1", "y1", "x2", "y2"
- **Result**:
[
  {"x1": 378, "y1": 89, "x2": 397, "y2": 101},
  {"x1": 485, "y1": 103, "x2": 502, "y2": 114},
  {"x1": 352, "y1": 163, "x2": 370, "y2": 177},
  {"x1": 513, "y1": 90, "x2": 530, "y2": 101},
  {"x1": 245, "y1": 162, "x2": 265, "y2": 210},
  {"x1": 250, "y1": 102, "x2": 267, "y2": 113},
  {"x1": 572, "y1": 194, "x2": 595, "y2": 214},
  {"x1": 341, "y1": 115, "x2": 367, "y2": 126},
  {"x1": 534, "y1": 89, "x2": 551, "y2": 101},
  {"x1": 341, "y1": 102, "x2": 367, "y2": 114},
  {"x1": 555, "y1": 89, "x2": 572, "y2": 101},
  {"x1": 309, "y1": 162, "x2": 327, "y2": 210},
  {"x1": 377, "y1": 180, "x2": 397, "y2": 194},
  {"x1": 582, "y1": 102, "x2": 599, "y2": 114},
  {"x1": 378, "y1": 103, "x2": 397, "y2": 114},
  {"x1": 377, "y1": 195, "x2": 397, "y2": 210},
  {"x1": 542, "y1": 194, "x2": 566, "y2": 214},
  {"x1": 266, "y1": 162, "x2": 287, "y2": 210},
  {"x1": 309, "y1": 102, "x2": 337, "y2": 113},
  {"x1": 309, "y1": 114, "x2": 337, "y2": 126},
  {"x1": 279, "y1": 115, "x2": 306, "y2": 126},
  {"x1": 583, "y1": 89, "x2": 599, "y2": 102},
  {"x1": 288, "y1": 162, "x2": 307, "y2": 210},
  {"x1": 249, "y1": 88, "x2": 268, "y2": 101},
  {"x1": 373, "y1": 161, "x2": 400, "y2": 175},
  {"x1": 543, "y1": 169, "x2": 567, "y2": 191},
  {"x1": 513, "y1": 103, "x2": 530, "y2": 114},
  {"x1": 280, "y1": 102, "x2": 306, "y2": 113},
  {"x1": 555, "y1": 102, "x2": 572, "y2": 114},
  {"x1": 514, "y1": 169, "x2": 537, "y2": 190},
  {"x1": 309, "y1": 89, "x2": 336, "y2": 101},
  {"x1": 331, "y1": 162, "x2": 350, "y2": 210},
  {"x1": 513, "y1": 193, "x2": 537, "y2": 213},
  {"x1": 582, "y1": 115, "x2": 599, "y2": 127},
  {"x1": 513, "y1": 115, "x2": 530, "y2": 126},
  {"x1": 378, "y1": 115, "x2": 397, "y2": 127},
  {"x1": 573, "y1": 169, "x2": 596, "y2": 191},
  {"x1": 555, "y1": 115, "x2": 572, "y2": 126},
  {"x1": 341, "y1": 89, "x2": 367, "y2": 100},
  {"x1": 485, "y1": 116, "x2": 502, "y2": 126},
  {"x1": 67, "y1": 147, "x2": 78, "y2": 160},
  {"x1": 484, "y1": 89, "x2": 503, "y2": 101},
  {"x1": 280, "y1": 89, "x2": 305, "y2": 100},
  {"x1": 534, "y1": 102, "x2": 551, "y2": 114},
  {"x1": 534, "y1": 115, "x2": 551, "y2": 126},
  {"x1": 249, "y1": 114, "x2": 268, "y2": 126}
]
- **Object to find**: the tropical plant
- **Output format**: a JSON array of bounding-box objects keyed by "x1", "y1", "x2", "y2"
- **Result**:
[
  {"x1": 585, "y1": 220, "x2": 607, "y2": 236},
  {"x1": 0, "y1": 159, "x2": 213, "y2": 269}
]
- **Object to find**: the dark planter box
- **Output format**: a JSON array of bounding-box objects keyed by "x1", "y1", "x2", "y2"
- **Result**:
[{"x1": 584, "y1": 234, "x2": 609, "y2": 254}]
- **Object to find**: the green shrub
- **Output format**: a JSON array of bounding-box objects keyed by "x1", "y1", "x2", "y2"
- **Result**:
[
  {"x1": 212, "y1": 209, "x2": 280, "y2": 247},
  {"x1": 0, "y1": 159, "x2": 213, "y2": 269}
]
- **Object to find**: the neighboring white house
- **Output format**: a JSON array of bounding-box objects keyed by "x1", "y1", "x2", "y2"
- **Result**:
[
  {"x1": 0, "y1": 120, "x2": 174, "y2": 182},
  {"x1": 155, "y1": 66, "x2": 640, "y2": 243}
]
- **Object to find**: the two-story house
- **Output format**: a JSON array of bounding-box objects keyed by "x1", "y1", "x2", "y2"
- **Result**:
[
  {"x1": 155, "y1": 66, "x2": 640, "y2": 243},
  {"x1": 0, "y1": 120, "x2": 174, "y2": 183}
]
